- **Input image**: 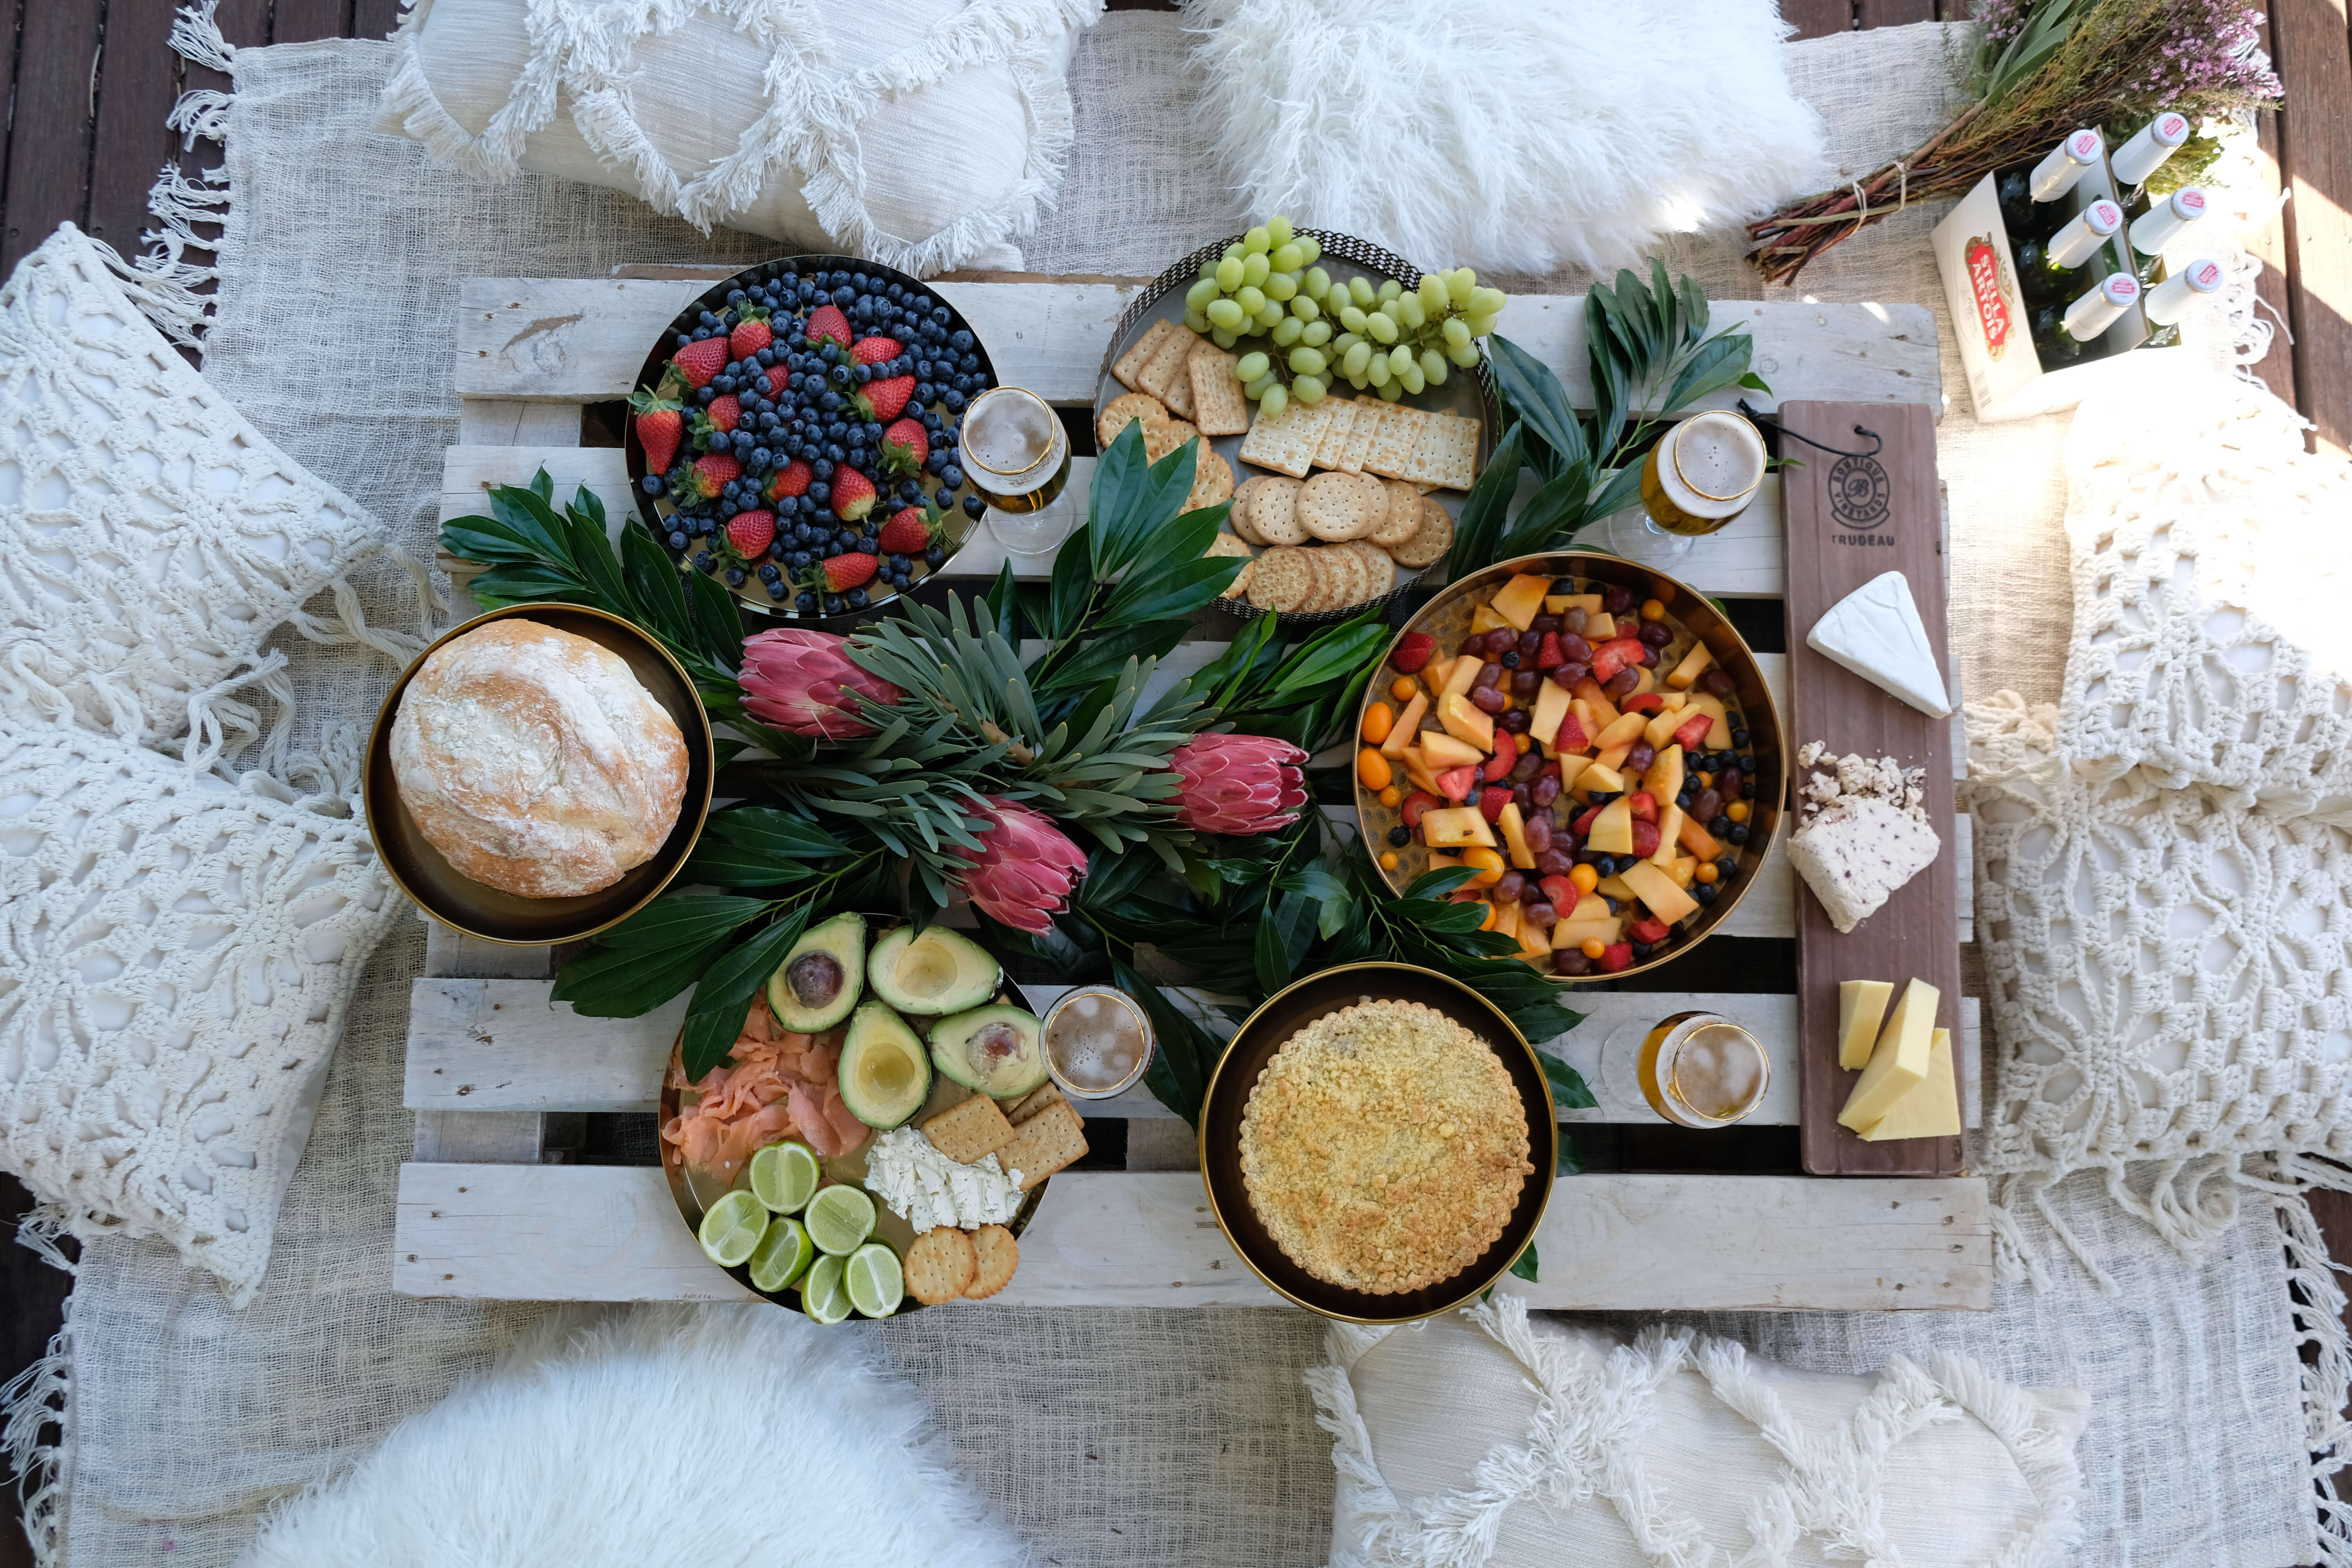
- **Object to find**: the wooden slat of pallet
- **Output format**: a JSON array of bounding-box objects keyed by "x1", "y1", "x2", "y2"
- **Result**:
[
  {"x1": 85, "y1": 0, "x2": 186, "y2": 256},
  {"x1": 450, "y1": 278, "x2": 1942, "y2": 415},
  {"x1": 1782, "y1": 402, "x2": 1964, "y2": 1176},
  {"x1": 413, "y1": 920, "x2": 553, "y2": 1164},
  {"x1": 1780, "y1": 0, "x2": 1856, "y2": 37},
  {"x1": 271, "y1": 0, "x2": 356, "y2": 44},
  {"x1": 394, "y1": 1164, "x2": 1990, "y2": 1309},
  {"x1": 401, "y1": 976, "x2": 1978, "y2": 1131},
  {"x1": 1, "y1": 0, "x2": 102, "y2": 276},
  {"x1": 2274, "y1": 0, "x2": 2352, "y2": 457}
]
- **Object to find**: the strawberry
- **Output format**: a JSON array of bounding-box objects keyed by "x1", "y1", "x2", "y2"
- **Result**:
[
  {"x1": 1571, "y1": 804, "x2": 1602, "y2": 838},
  {"x1": 1671, "y1": 712, "x2": 1713, "y2": 752},
  {"x1": 1622, "y1": 693, "x2": 1664, "y2": 716},
  {"x1": 670, "y1": 336, "x2": 731, "y2": 389},
  {"x1": 851, "y1": 335, "x2": 902, "y2": 366},
  {"x1": 1433, "y1": 766, "x2": 1477, "y2": 802},
  {"x1": 855, "y1": 375, "x2": 917, "y2": 422},
  {"x1": 1630, "y1": 819, "x2": 1662, "y2": 858},
  {"x1": 1553, "y1": 715, "x2": 1592, "y2": 753},
  {"x1": 1479, "y1": 731, "x2": 1517, "y2": 783},
  {"x1": 1399, "y1": 790, "x2": 1442, "y2": 829},
  {"x1": 761, "y1": 365, "x2": 794, "y2": 399},
  {"x1": 821, "y1": 552, "x2": 878, "y2": 592},
  {"x1": 804, "y1": 304, "x2": 851, "y2": 350},
  {"x1": 830, "y1": 466, "x2": 878, "y2": 522},
  {"x1": 1537, "y1": 874, "x2": 1579, "y2": 909},
  {"x1": 1597, "y1": 941, "x2": 1634, "y2": 973},
  {"x1": 1391, "y1": 631, "x2": 1436, "y2": 674},
  {"x1": 764, "y1": 460, "x2": 813, "y2": 501},
  {"x1": 729, "y1": 307, "x2": 773, "y2": 362},
  {"x1": 1626, "y1": 913, "x2": 1670, "y2": 946},
  {"x1": 698, "y1": 393, "x2": 741, "y2": 441},
  {"x1": 675, "y1": 452, "x2": 742, "y2": 502},
  {"x1": 1477, "y1": 786, "x2": 1512, "y2": 823},
  {"x1": 1534, "y1": 632, "x2": 1565, "y2": 670},
  {"x1": 1590, "y1": 637, "x2": 1649, "y2": 682},
  {"x1": 1626, "y1": 790, "x2": 1657, "y2": 822},
  {"x1": 724, "y1": 510, "x2": 777, "y2": 559},
  {"x1": 876, "y1": 506, "x2": 931, "y2": 555},
  {"x1": 628, "y1": 389, "x2": 683, "y2": 473},
  {"x1": 879, "y1": 419, "x2": 930, "y2": 475}
]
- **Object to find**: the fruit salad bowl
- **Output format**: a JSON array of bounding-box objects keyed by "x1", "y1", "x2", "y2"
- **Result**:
[
  {"x1": 1354, "y1": 552, "x2": 1785, "y2": 983},
  {"x1": 625, "y1": 254, "x2": 1001, "y2": 624}
]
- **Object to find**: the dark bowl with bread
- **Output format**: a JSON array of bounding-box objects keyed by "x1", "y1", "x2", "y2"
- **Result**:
[{"x1": 363, "y1": 603, "x2": 714, "y2": 945}]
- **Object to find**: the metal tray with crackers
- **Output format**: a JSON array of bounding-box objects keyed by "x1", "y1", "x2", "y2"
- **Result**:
[{"x1": 1094, "y1": 231, "x2": 1501, "y2": 626}]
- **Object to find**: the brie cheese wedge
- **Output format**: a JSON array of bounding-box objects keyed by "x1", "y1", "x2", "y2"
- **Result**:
[{"x1": 1806, "y1": 571, "x2": 1953, "y2": 717}]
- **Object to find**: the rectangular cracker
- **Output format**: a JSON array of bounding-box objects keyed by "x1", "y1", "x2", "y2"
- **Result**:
[
  {"x1": 1363, "y1": 404, "x2": 1430, "y2": 481},
  {"x1": 1112, "y1": 318, "x2": 1176, "y2": 391},
  {"x1": 1312, "y1": 397, "x2": 1358, "y2": 469},
  {"x1": 1237, "y1": 401, "x2": 1322, "y2": 479},
  {"x1": 1188, "y1": 343, "x2": 1250, "y2": 436},
  {"x1": 1000, "y1": 1100, "x2": 1089, "y2": 1191},
  {"x1": 1162, "y1": 364, "x2": 1196, "y2": 421},
  {"x1": 1418, "y1": 411, "x2": 1481, "y2": 491},
  {"x1": 1137, "y1": 325, "x2": 1201, "y2": 407},
  {"x1": 1006, "y1": 1082, "x2": 1067, "y2": 1126},
  {"x1": 922, "y1": 1094, "x2": 1016, "y2": 1164},
  {"x1": 1337, "y1": 400, "x2": 1387, "y2": 472}
]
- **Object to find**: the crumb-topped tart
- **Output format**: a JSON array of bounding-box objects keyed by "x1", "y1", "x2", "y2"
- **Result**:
[{"x1": 1237, "y1": 999, "x2": 1533, "y2": 1295}]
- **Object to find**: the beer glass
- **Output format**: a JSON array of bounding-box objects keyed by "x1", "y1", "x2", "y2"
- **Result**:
[
  {"x1": 1621, "y1": 1011, "x2": 1769, "y2": 1128},
  {"x1": 965, "y1": 387, "x2": 1076, "y2": 557},
  {"x1": 1607, "y1": 410, "x2": 1766, "y2": 559}
]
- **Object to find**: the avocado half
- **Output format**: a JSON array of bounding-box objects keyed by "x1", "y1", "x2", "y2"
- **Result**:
[
  {"x1": 838, "y1": 1000, "x2": 933, "y2": 1129},
  {"x1": 927, "y1": 1003, "x2": 1048, "y2": 1100},
  {"x1": 766, "y1": 911, "x2": 866, "y2": 1033},
  {"x1": 868, "y1": 924, "x2": 1002, "y2": 1016}
]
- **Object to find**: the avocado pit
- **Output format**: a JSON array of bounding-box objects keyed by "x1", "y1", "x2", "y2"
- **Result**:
[{"x1": 787, "y1": 951, "x2": 844, "y2": 1007}]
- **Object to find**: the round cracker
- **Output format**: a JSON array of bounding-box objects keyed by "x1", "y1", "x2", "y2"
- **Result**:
[
  {"x1": 1317, "y1": 543, "x2": 1363, "y2": 612},
  {"x1": 1354, "y1": 472, "x2": 1390, "y2": 526},
  {"x1": 906, "y1": 1227, "x2": 977, "y2": 1305},
  {"x1": 1249, "y1": 475, "x2": 1307, "y2": 545},
  {"x1": 1097, "y1": 392, "x2": 1169, "y2": 452},
  {"x1": 1148, "y1": 417, "x2": 1201, "y2": 463},
  {"x1": 1300, "y1": 546, "x2": 1342, "y2": 613},
  {"x1": 1370, "y1": 479, "x2": 1423, "y2": 548},
  {"x1": 1389, "y1": 499, "x2": 1454, "y2": 569},
  {"x1": 1298, "y1": 470, "x2": 1375, "y2": 541},
  {"x1": 1247, "y1": 547, "x2": 1315, "y2": 612},
  {"x1": 1230, "y1": 476, "x2": 1278, "y2": 545},
  {"x1": 965, "y1": 1225, "x2": 1019, "y2": 1300},
  {"x1": 1186, "y1": 447, "x2": 1235, "y2": 512},
  {"x1": 1352, "y1": 540, "x2": 1397, "y2": 601}
]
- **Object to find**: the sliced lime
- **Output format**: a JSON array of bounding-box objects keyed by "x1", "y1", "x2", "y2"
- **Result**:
[
  {"x1": 845, "y1": 1241, "x2": 904, "y2": 1319},
  {"x1": 800, "y1": 1252, "x2": 853, "y2": 1325},
  {"x1": 748, "y1": 1215, "x2": 815, "y2": 1293},
  {"x1": 697, "y1": 1188, "x2": 769, "y2": 1269},
  {"x1": 804, "y1": 1183, "x2": 877, "y2": 1256},
  {"x1": 749, "y1": 1140, "x2": 822, "y2": 1214}
]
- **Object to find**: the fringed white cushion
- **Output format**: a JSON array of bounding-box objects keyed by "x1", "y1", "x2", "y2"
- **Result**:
[
  {"x1": 0, "y1": 225, "x2": 424, "y2": 772},
  {"x1": 0, "y1": 719, "x2": 398, "y2": 1305},
  {"x1": 378, "y1": 0, "x2": 1101, "y2": 275},
  {"x1": 1181, "y1": 0, "x2": 1826, "y2": 277},
  {"x1": 1310, "y1": 1298, "x2": 2087, "y2": 1568}
]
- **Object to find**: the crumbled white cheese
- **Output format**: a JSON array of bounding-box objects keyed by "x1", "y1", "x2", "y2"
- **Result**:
[
  {"x1": 862, "y1": 1127, "x2": 1024, "y2": 1232},
  {"x1": 1786, "y1": 739, "x2": 1940, "y2": 931},
  {"x1": 1795, "y1": 741, "x2": 1929, "y2": 826}
]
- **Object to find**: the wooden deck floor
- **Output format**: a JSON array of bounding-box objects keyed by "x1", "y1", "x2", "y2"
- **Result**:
[{"x1": 0, "y1": 4, "x2": 2347, "y2": 1565}]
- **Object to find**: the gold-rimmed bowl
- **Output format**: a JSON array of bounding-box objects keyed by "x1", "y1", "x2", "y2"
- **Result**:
[
  {"x1": 362, "y1": 603, "x2": 715, "y2": 945},
  {"x1": 1198, "y1": 962, "x2": 1556, "y2": 1324},
  {"x1": 1354, "y1": 550, "x2": 1785, "y2": 984}
]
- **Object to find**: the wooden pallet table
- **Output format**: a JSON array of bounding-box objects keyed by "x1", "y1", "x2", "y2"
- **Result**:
[{"x1": 398, "y1": 272, "x2": 1991, "y2": 1312}]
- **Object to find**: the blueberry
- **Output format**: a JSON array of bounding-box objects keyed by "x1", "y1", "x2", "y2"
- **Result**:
[
  {"x1": 641, "y1": 474, "x2": 664, "y2": 495},
  {"x1": 1737, "y1": 754, "x2": 1757, "y2": 773},
  {"x1": 819, "y1": 392, "x2": 842, "y2": 413},
  {"x1": 932, "y1": 306, "x2": 951, "y2": 326},
  {"x1": 767, "y1": 541, "x2": 786, "y2": 560},
  {"x1": 766, "y1": 579, "x2": 787, "y2": 600},
  {"x1": 1728, "y1": 822, "x2": 1749, "y2": 844},
  {"x1": 914, "y1": 358, "x2": 933, "y2": 379},
  {"x1": 913, "y1": 382, "x2": 936, "y2": 405},
  {"x1": 699, "y1": 310, "x2": 719, "y2": 327},
  {"x1": 1692, "y1": 882, "x2": 1719, "y2": 906},
  {"x1": 695, "y1": 387, "x2": 715, "y2": 405},
  {"x1": 854, "y1": 534, "x2": 877, "y2": 553},
  {"x1": 959, "y1": 353, "x2": 980, "y2": 374},
  {"x1": 813, "y1": 459, "x2": 834, "y2": 479},
  {"x1": 942, "y1": 465, "x2": 967, "y2": 490},
  {"x1": 846, "y1": 588, "x2": 869, "y2": 610},
  {"x1": 798, "y1": 280, "x2": 817, "y2": 301},
  {"x1": 952, "y1": 375, "x2": 973, "y2": 395},
  {"x1": 1630, "y1": 942, "x2": 1651, "y2": 961},
  {"x1": 810, "y1": 481, "x2": 830, "y2": 503},
  {"x1": 924, "y1": 544, "x2": 946, "y2": 568},
  {"x1": 788, "y1": 550, "x2": 811, "y2": 570},
  {"x1": 724, "y1": 567, "x2": 746, "y2": 588},
  {"x1": 963, "y1": 494, "x2": 986, "y2": 520},
  {"x1": 757, "y1": 562, "x2": 779, "y2": 582},
  {"x1": 897, "y1": 479, "x2": 920, "y2": 500},
  {"x1": 667, "y1": 529, "x2": 688, "y2": 550},
  {"x1": 944, "y1": 389, "x2": 966, "y2": 412},
  {"x1": 756, "y1": 347, "x2": 775, "y2": 367},
  {"x1": 829, "y1": 365, "x2": 852, "y2": 387},
  {"x1": 836, "y1": 530, "x2": 858, "y2": 552},
  {"x1": 853, "y1": 364, "x2": 872, "y2": 385},
  {"x1": 1740, "y1": 782, "x2": 1755, "y2": 800},
  {"x1": 934, "y1": 488, "x2": 955, "y2": 510},
  {"x1": 1709, "y1": 815, "x2": 1733, "y2": 837},
  {"x1": 949, "y1": 328, "x2": 973, "y2": 351},
  {"x1": 1716, "y1": 857, "x2": 1739, "y2": 879},
  {"x1": 832, "y1": 285, "x2": 855, "y2": 307},
  {"x1": 675, "y1": 332, "x2": 693, "y2": 348},
  {"x1": 971, "y1": 371, "x2": 991, "y2": 392},
  {"x1": 692, "y1": 550, "x2": 715, "y2": 573},
  {"x1": 924, "y1": 451, "x2": 946, "y2": 474},
  {"x1": 824, "y1": 594, "x2": 844, "y2": 614},
  {"x1": 796, "y1": 592, "x2": 817, "y2": 612}
]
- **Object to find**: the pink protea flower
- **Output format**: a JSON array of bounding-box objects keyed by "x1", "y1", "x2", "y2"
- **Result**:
[
  {"x1": 953, "y1": 795, "x2": 1088, "y2": 936},
  {"x1": 738, "y1": 628, "x2": 900, "y2": 739},
  {"x1": 1167, "y1": 733, "x2": 1309, "y2": 835}
]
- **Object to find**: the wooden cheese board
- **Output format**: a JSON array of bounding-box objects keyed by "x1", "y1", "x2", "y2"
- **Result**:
[{"x1": 1779, "y1": 400, "x2": 1966, "y2": 1176}]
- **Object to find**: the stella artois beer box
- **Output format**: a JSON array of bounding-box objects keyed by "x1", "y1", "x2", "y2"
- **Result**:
[{"x1": 1931, "y1": 163, "x2": 2176, "y2": 424}]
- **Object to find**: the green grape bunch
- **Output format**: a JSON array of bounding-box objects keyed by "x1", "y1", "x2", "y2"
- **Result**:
[{"x1": 1182, "y1": 215, "x2": 1506, "y2": 417}]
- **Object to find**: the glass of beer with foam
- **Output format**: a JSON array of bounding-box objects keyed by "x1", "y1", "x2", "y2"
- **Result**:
[
  {"x1": 1609, "y1": 410, "x2": 1766, "y2": 558},
  {"x1": 964, "y1": 387, "x2": 1074, "y2": 556},
  {"x1": 1635, "y1": 1011, "x2": 1769, "y2": 1128}
]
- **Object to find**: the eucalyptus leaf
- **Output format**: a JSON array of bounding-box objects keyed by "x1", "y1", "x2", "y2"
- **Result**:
[
  {"x1": 549, "y1": 938, "x2": 733, "y2": 1019},
  {"x1": 588, "y1": 893, "x2": 773, "y2": 951},
  {"x1": 1509, "y1": 1242, "x2": 1539, "y2": 1283},
  {"x1": 1539, "y1": 1049, "x2": 1599, "y2": 1111}
]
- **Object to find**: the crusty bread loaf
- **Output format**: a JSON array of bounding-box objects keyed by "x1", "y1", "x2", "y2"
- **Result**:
[{"x1": 390, "y1": 620, "x2": 688, "y2": 898}]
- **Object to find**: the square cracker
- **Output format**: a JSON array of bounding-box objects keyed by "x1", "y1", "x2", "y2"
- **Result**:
[
  {"x1": 1312, "y1": 398, "x2": 1358, "y2": 470},
  {"x1": 1238, "y1": 401, "x2": 1322, "y2": 479},
  {"x1": 1417, "y1": 411, "x2": 1480, "y2": 491},
  {"x1": 1112, "y1": 318, "x2": 1176, "y2": 391},
  {"x1": 922, "y1": 1093, "x2": 1015, "y2": 1164},
  {"x1": 1337, "y1": 400, "x2": 1387, "y2": 472},
  {"x1": 1162, "y1": 363, "x2": 1196, "y2": 421},
  {"x1": 1000, "y1": 1099, "x2": 1089, "y2": 1191},
  {"x1": 1363, "y1": 404, "x2": 1430, "y2": 481},
  {"x1": 1188, "y1": 343, "x2": 1251, "y2": 436},
  {"x1": 1137, "y1": 324, "x2": 1201, "y2": 407},
  {"x1": 1005, "y1": 1082, "x2": 1067, "y2": 1125}
]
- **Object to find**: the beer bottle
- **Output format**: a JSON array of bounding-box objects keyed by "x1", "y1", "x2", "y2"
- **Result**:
[
  {"x1": 2127, "y1": 187, "x2": 2208, "y2": 280},
  {"x1": 2110, "y1": 111, "x2": 2191, "y2": 189},
  {"x1": 2015, "y1": 198, "x2": 2123, "y2": 308},
  {"x1": 1997, "y1": 129, "x2": 2104, "y2": 243},
  {"x1": 2030, "y1": 273, "x2": 2140, "y2": 365},
  {"x1": 2142, "y1": 258, "x2": 2223, "y2": 347}
]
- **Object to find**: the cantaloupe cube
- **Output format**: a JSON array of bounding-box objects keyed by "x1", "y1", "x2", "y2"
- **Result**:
[
  {"x1": 1594, "y1": 744, "x2": 1632, "y2": 774},
  {"x1": 1580, "y1": 763, "x2": 1625, "y2": 795},
  {"x1": 1470, "y1": 604, "x2": 1504, "y2": 634},
  {"x1": 1555, "y1": 754, "x2": 1591, "y2": 793},
  {"x1": 1642, "y1": 707, "x2": 1685, "y2": 750},
  {"x1": 1528, "y1": 682, "x2": 1572, "y2": 749},
  {"x1": 1551, "y1": 916, "x2": 1623, "y2": 948},
  {"x1": 1490, "y1": 574, "x2": 1552, "y2": 631},
  {"x1": 1585, "y1": 612, "x2": 1617, "y2": 641},
  {"x1": 1568, "y1": 894, "x2": 1610, "y2": 921},
  {"x1": 1621, "y1": 860, "x2": 1698, "y2": 923},
  {"x1": 1441, "y1": 655, "x2": 1483, "y2": 700},
  {"x1": 1667, "y1": 642, "x2": 1714, "y2": 690},
  {"x1": 1498, "y1": 802, "x2": 1536, "y2": 869},
  {"x1": 1630, "y1": 666, "x2": 1656, "y2": 697},
  {"x1": 1677, "y1": 814, "x2": 1722, "y2": 859},
  {"x1": 1660, "y1": 692, "x2": 1688, "y2": 711},
  {"x1": 1399, "y1": 748, "x2": 1443, "y2": 798},
  {"x1": 1516, "y1": 912, "x2": 1553, "y2": 958},
  {"x1": 1438, "y1": 693, "x2": 1496, "y2": 752},
  {"x1": 1668, "y1": 855, "x2": 1698, "y2": 889},
  {"x1": 1653, "y1": 805, "x2": 1685, "y2": 866},
  {"x1": 1493, "y1": 901, "x2": 1521, "y2": 941},
  {"x1": 1422, "y1": 807, "x2": 1497, "y2": 848},
  {"x1": 1594, "y1": 712, "x2": 1648, "y2": 751},
  {"x1": 1380, "y1": 691, "x2": 1430, "y2": 757},
  {"x1": 1420, "y1": 731, "x2": 1484, "y2": 769},
  {"x1": 1644, "y1": 744, "x2": 1684, "y2": 805},
  {"x1": 1570, "y1": 678, "x2": 1619, "y2": 730},
  {"x1": 1687, "y1": 692, "x2": 1732, "y2": 750},
  {"x1": 1595, "y1": 874, "x2": 1639, "y2": 902},
  {"x1": 1545, "y1": 593, "x2": 1603, "y2": 615},
  {"x1": 1589, "y1": 797, "x2": 1635, "y2": 854}
]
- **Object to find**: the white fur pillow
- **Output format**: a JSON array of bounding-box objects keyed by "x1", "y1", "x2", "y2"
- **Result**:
[
  {"x1": 1312, "y1": 1298, "x2": 2087, "y2": 1568},
  {"x1": 379, "y1": 0, "x2": 1102, "y2": 275},
  {"x1": 1183, "y1": 0, "x2": 1827, "y2": 277}
]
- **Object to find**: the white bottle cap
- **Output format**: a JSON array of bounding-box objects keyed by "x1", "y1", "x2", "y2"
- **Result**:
[
  {"x1": 2111, "y1": 111, "x2": 2192, "y2": 186},
  {"x1": 2062, "y1": 273, "x2": 2140, "y2": 342},
  {"x1": 2143, "y1": 258, "x2": 2224, "y2": 326},
  {"x1": 2047, "y1": 198, "x2": 2125, "y2": 269},
  {"x1": 2128, "y1": 186, "x2": 2209, "y2": 256},
  {"x1": 2029, "y1": 129, "x2": 2105, "y2": 203}
]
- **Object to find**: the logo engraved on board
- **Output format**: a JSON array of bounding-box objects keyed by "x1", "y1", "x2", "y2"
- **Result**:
[{"x1": 1828, "y1": 455, "x2": 1891, "y2": 532}]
